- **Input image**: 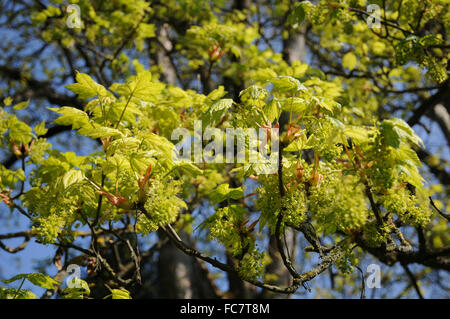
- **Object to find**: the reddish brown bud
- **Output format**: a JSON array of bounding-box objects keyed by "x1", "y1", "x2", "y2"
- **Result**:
[{"x1": 98, "y1": 191, "x2": 132, "y2": 210}]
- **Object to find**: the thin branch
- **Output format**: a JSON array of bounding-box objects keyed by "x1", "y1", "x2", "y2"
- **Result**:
[
  {"x1": 355, "y1": 266, "x2": 366, "y2": 299},
  {"x1": 276, "y1": 145, "x2": 302, "y2": 279},
  {"x1": 0, "y1": 235, "x2": 30, "y2": 253},
  {"x1": 430, "y1": 196, "x2": 450, "y2": 222},
  {"x1": 99, "y1": 13, "x2": 148, "y2": 72},
  {"x1": 138, "y1": 204, "x2": 342, "y2": 294},
  {"x1": 401, "y1": 263, "x2": 424, "y2": 299},
  {"x1": 348, "y1": 7, "x2": 412, "y2": 36}
]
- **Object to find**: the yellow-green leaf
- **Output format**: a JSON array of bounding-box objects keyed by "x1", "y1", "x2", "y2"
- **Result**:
[
  {"x1": 66, "y1": 72, "x2": 107, "y2": 99},
  {"x1": 34, "y1": 120, "x2": 48, "y2": 136},
  {"x1": 342, "y1": 52, "x2": 357, "y2": 71},
  {"x1": 13, "y1": 100, "x2": 30, "y2": 110}
]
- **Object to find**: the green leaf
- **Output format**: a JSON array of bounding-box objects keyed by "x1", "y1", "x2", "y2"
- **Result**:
[
  {"x1": 239, "y1": 85, "x2": 268, "y2": 101},
  {"x1": 398, "y1": 164, "x2": 425, "y2": 189},
  {"x1": 384, "y1": 118, "x2": 424, "y2": 148},
  {"x1": 102, "y1": 153, "x2": 130, "y2": 175},
  {"x1": 110, "y1": 288, "x2": 131, "y2": 299},
  {"x1": 210, "y1": 183, "x2": 244, "y2": 203},
  {"x1": 61, "y1": 288, "x2": 87, "y2": 299},
  {"x1": 13, "y1": 100, "x2": 30, "y2": 110},
  {"x1": 264, "y1": 99, "x2": 282, "y2": 122},
  {"x1": 61, "y1": 279, "x2": 90, "y2": 299},
  {"x1": 419, "y1": 34, "x2": 443, "y2": 48},
  {"x1": 62, "y1": 169, "x2": 84, "y2": 189},
  {"x1": 395, "y1": 36, "x2": 418, "y2": 65},
  {"x1": 316, "y1": 97, "x2": 341, "y2": 112},
  {"x1": 381, "y1": 118, "x2": 423, "y2": 149},
  {"x1": 49, "y1": 107, "x2": 90, "y2": 129},
  {"x1": 110, "y1": 70, "x2": 164, "y2": 102},
  {"x1": 287, "y1": 2, "x2": 306, "y2": 26},
  {"x1": 207, "y1": 86, "x2": 227, "y2": 100},
  {"x1": 280, "y1": 97, "x2": 309, "y2": 113},
  {"x1": 271, "y1": 76, "x2": 307, "y2": 93},
  {"x1": 284, "y1": 133, "x2": 313, "y2": 152},
  {"x1": 381, "y1": 121, "x2": 401, "y2": 148},
  {"x1": 201, "y1": 98, "x2": 233, "y2": 127},
  {"x1": 174, "y1": 161, "x2": 203, "y2": 176},
  {"x1": 130, "y1": 152, "x2": 156, "y2": 175},
  {"x1": 344, "y1": 126, "x2": 372, "y2": 144},
  {"x1": 78, "y1": 125, "x2": 124, "y2": 139},
  {"x1": 342, "y1": 52, "x2": 357, "y2": 71},
  {"x1": 66, "y1": 72, "x2": 108, "y2": 99},
  {"x1": 7, "y1": 116, "x2": 34, "y2": 144},
  {"x1": 130, "y1": 71, "x2": 165, "y2": 101},
  {"x1": 210, "y1": 99, "x2": 233, "y2": 113},
  {"x1": 3, "y1": 273, "x2": 59, "y2": 290},
  {"x1": 3, "y1": 97, "x2": 13, "y2": 106},
  {"x1": 141, "y1": 132, "x2": 176, "y2": 164},
  {"x1": 251, "y1": 68, "x2": 277, "y2": 82},
  {"x1": 392, "y1": 145, "x2": 421, "y2": 167},
  {"x1": 34, "y1": 120, "x2": 48, "y2": 136},
  {"x1": 0, "y1": 287, "x2": 37, "y2": 299}
]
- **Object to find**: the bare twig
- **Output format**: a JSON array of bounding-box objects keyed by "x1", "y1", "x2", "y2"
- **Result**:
[{"x1": 401, "y1": 263, "x2": 424, "y2": 299}]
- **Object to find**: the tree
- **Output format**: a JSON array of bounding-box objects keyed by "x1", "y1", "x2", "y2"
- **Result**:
[{"x1": 0, "y1": 0, "x2": 449, "y2": 299}]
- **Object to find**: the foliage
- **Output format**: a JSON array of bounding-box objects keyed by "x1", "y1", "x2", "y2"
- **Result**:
[{"x1": 0, "y1": 0, "x2": 448, "y2": 299}]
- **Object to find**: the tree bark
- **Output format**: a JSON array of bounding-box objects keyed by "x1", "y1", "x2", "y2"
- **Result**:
[
  {"x1": 156, "y1": 23, "x2": 178, "y2": 86},
  {"x1": 157, "y1": 231, "x2": 219, "y2": 298},
  {"x1": 152, "y1": 23, "x2": 219, "y2": 298}
]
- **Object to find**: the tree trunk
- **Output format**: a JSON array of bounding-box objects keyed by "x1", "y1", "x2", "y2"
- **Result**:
[
  {"x1": 152, "y1": 23, "x2": 219, "y2": 298},
  {"x1": 157, "y1": 231, "x2": 220, "y2": 298}
]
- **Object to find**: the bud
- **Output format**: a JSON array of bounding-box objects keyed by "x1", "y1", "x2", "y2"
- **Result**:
[
  {"x1": 311, "y1": 172, "x2": 324, "y2": 187},
  {"x1": 296, "y1": 161, "x2": 304, "y2": 179},
  {"x1": 23, "y1": 142, "x2": 30, "y2": 156},
  {"x1": 98, "y1": 191, "x2": 132, "y2": 210},
  {"x1": 0, "y1": 193, "x2": 12, "y2": 206},
  {"x1": 208, "y1": 43, "x2": 228, "y2": 61},
  {"x1": 101, "y1": 137, "x2": 112, "y2": 151},
  {"x1": 10, "y1": 139, "x2": 22, "y2": 157}
]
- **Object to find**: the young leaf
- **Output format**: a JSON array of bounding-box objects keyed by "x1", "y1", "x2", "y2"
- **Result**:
[
  {"x1": 34, "y1": 120, "x2": 48, "y2": 136},
  {"x1": 342, "y1": 52, "x2": 357, "y2": 71},
  {"x1": 13, "y1": 100, "x2": 30, "y2": 110},
  {"x1": 61, "y1": 279, "x2": 90, "y2": 299},
  {"x1": 62, "y1": 169, "x2": 84, "y2": 189},
  {"x1": 264, "y1": 99, "x2": 282, "y2": 122},
  {"x1": 3, "y1": 273, "x2": 59, "y2": 290},
  {"x1": 66, "y1": 72, "x2": 107, "y2": 99},
  {"x1": 201, "y1": 98, "x2": 233, "y2": 127},
  {"x1": 271, "y1": 76, "x2": 307, "y2": 93},
  {"x1": 287, "y1": 2, "x2": 306, "y2": 26},
  {"x1": 210, "y1": 183, "x2": 244, "y2": 203},
  {"x1": 3, "y1": 97, "x2": 12, "y2": 106},
  {"x1": 207, "y1": 85, "x2": 227, "y2": 100},
  {"x1": 49, "y1": 107, "x2": 90, "y2": 129},
  {"x1": 110, "y1": 288, "x2": 131, "y2": 299}
]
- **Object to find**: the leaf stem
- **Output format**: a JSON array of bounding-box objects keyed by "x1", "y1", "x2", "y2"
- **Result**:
[{"x1": 13, "y1": 277, "x2": 26, "y2": 299}]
